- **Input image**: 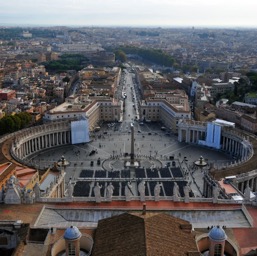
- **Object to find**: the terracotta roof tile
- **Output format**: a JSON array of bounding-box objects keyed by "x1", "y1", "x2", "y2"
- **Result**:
[{"x1": 92, "y1": 213, "x2": 199, "y2": 256}]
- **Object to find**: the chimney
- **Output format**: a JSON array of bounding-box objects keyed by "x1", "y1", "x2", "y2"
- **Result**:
[{"x1": 142, "y1": 203, "x2": 146, "y2": 215}]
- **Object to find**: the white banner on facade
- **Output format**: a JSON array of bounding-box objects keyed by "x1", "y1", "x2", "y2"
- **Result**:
[{"x1": 71, "y1": 120, "x2": 90, "y2": 144}]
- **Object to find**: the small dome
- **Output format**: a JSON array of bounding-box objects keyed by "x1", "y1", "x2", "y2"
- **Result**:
[
  {"x1": 209, "y1": 226, "x2": 227, "y2": 241},
  {"x1": 64, "y1": 226, "x2": 81, "y2": 240}
]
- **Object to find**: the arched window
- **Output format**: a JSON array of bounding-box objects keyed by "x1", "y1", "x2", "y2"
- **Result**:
[{"x1": 214, "y1": 244, "x2": 222, "y2": 256}]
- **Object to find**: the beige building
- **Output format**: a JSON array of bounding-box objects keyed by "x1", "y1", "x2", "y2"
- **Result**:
[
  {"x1": 140, "y1": 98, "x2": 191, "y2": 133},
  {"x1": 44, "y1": 95, "x2": 122, "y2": 130},
  {"x1": 136, "y1": 69, "x2": 191, "y2": 132}
]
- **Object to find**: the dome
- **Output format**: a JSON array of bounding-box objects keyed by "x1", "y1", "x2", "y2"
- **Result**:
[
  {"x1": 64, "y1": 226, "x2": 81, "y2": 240},
  {"x1": 209, "y1": 226, "x2": 227, "y2": 241}
]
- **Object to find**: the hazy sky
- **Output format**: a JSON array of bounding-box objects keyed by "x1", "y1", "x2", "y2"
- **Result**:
[{"x1": 1, "y1": 0, "x2": 257, "y2": 28}]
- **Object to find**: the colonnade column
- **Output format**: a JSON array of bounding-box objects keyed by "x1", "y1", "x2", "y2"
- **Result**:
[
  {"x1": 26, "y1": 141, "x2": 29, "y2": 156},
  {"x1": 64, "y1": 132, "x2": 67, "y2": 144},
  {"x1": 36, "y1": 138, "x2": 38, "y2": 151},
  {"x1": 38, "y1": 137, "x2": 41, "y2": 150},
  {"x1": 42, "y1": 135, "x2": 45, "y2": 149}
]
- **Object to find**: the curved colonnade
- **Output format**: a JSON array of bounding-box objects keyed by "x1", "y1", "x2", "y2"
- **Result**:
[
  {"x1": 178, "y1": 120, "x2": 257, "y2": 194},
  {"x1": 0, "y1": 120, "x2": 257, "y2": 197},
  {"x1": 178, "y1": 120, "x2": 253, "y2": 163},
  {"x1": 8, "y1": 121, "x2": 71, "y2": 167}
]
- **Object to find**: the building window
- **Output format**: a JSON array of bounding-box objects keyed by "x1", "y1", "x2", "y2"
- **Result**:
[
  {"x1": 214, "y1": 244, "x2": 222, "y2": 256},
  {"x1": 68, "y1": 242, "x2": 76, "y2": 256}
]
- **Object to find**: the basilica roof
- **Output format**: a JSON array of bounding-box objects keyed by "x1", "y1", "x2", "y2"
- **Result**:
[{"x1": 91, "y1": 212, "x2": 200, "y2": 256}]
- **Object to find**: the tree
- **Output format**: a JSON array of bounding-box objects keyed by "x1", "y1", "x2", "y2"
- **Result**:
[
  {"x1": 44, "y1": 54, "x2": 88, "y2": 72},
  {"x1": 113, "y1": 46, "x2": 174, "y2": 67},
  {"x1": 17, "y1": 112, "x2": 32, "y2": 128},
  {"x1": 10, "y1": 115, "x2": 22, "y2": 131},
  {"x1": 0, "y1": 119, "x2": 7, "y2": 135},
  {"x1": 0, "y1": 112, "x2": 32, "y2": 136},
  {"x1": 62, "y1": 76, "x2": 70, "y2": 83},
  {"x1": 3, "y1": 116, "x2": 15, "y2": 133},
  {"x1": 115, "y1": 50, "x2": 127, "y2": 62}
]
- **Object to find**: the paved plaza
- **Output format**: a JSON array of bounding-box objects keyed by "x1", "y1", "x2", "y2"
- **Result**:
[{"x1": 28, "y1": 122, "x2": 232, "y2": 197}]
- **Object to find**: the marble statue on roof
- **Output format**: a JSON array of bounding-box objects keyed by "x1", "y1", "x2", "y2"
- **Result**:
[
  {"x1": 184, "y1": 184, "x2": 190, "y2": 203},
  {"x1": 173, "y1": 182, "x2": 180, "y2": 202},
  {"x1": 106, "y1": 182, "x2": 114, "y2": 201},
  {"x1": 34, "y1": 182, "x2": 41, "y2": 200},
  {"x1": 4, "y1": 176, "x2": 21, "y2": 204},
  {"x1": 94, "y1": 182, "x2": 102, "y2": 203},
  {"x1": 138, "y1": 180, "x2": 145, "y2": 202},
  {"x1": 125, "y1": 181, "x2": 133, "y2": 201},
  {"x1": 67, "y1": 178, "x2": 74, "y2": 198},
  {"x1": 244, "y1": 185, "x2": 251, "y2": 201},
  {"x1": 154, "y1": 182, "x2": 161, "y2": 201}
]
